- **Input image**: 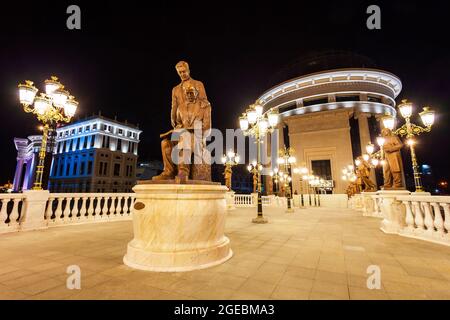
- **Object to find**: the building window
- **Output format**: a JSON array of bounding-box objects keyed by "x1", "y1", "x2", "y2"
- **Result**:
[
  {"x1": 311, "y1": 160, "x2": 332, "y2": 180},
  {"x1": 303, "y1": 97, "x2": 328, "y2": 106},
  {"x1": 118, "y1": 128, "x2": 123, "y2": 135},
  {"x1": 80, "y1": 162, "x2": 85, "y2": 175},
  {"x1": 368, "y1": 96, "x2": 382, "y2": 103},
  {"x1": 76, "y1": 138, "x2": 80, "y2": 150},
  {"x1": 66, "y1": 161, "x2": 71, "y2": 176},
  {"x1": 103, "y1": 162, "x2": 108, "y2": 176},
  {"x1": 90, "y1": 136, "x2": 95, "y2": 148},
  {"x1": 71, "y1": 129, "x2": 75, "y2": 135},
  {"x1": 86, "y1": 125, "x2": 90, "y2": 132},
  {"x1": 93, "y1": 124, "x2": 97, "y2": 130},
  {"x1": 87, "y1": 161, "x2": 93, "y2": 175},
  {"x1": 73, "y1": 162, "x2": 78, "y2": 175},
  {"x1": 113, "y1": 163, "x2": 120, "y2": 176},
  {"x1": 336, "y1": 95, "x2": 359, "y2": 102},
  {"x1": 103, "y1": 124, "x2": 107, "y2": 131},
  {"x1": 99, "y1": 162, "x2": 103, "y2": 176},
  {"x1": 78, "y1": 127, "x2": 82, "y2": 133},
  {"x1": 117, "y1": 139, "x2": 122, "y2": 151},
  {"x1": 83, "y1": 137, "x2": 88, "y2": 149}
]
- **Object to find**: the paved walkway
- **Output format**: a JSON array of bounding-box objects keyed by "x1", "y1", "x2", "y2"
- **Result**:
[{"x1": 0, "y1": 206, "x2": 449, "y2": 300}]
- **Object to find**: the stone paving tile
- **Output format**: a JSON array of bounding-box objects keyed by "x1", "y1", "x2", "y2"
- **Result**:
[{"x1": 0, "y1": 206, "x2": 449, "y2": 300}]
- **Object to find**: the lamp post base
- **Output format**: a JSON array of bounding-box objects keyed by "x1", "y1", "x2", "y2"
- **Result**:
[{"x1": 252, "y1": 216, "x2": 268, "y2": 224}]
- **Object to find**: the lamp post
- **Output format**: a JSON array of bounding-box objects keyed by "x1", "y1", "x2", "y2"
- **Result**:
[
  {"x1": 293, "y1": 165, "x2": 309, "y2": 208},
  {"x1": 18, "y1": 76, "x2": 78, "y2": 190},
  {"x1": 240, "y1": 103, "x2": 279, "y2": 223},
  {"x1": 382, "y1": 99, "x2": 435, "y2": 192},
  {"x1": 276, "y1": 146, "x2": 296, "y2": 212},
  {"x1": 247, "y1": 160, "x2": 262, "y2": 193},
  {"x1": 221, "y1": 150, "x2": 240, "y2": 191}
]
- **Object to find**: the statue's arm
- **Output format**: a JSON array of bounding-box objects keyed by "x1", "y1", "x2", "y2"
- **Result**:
[
  {"x1": 171, "y1": 87, "x2": 178, "y2": 128},
  {"x1": 202, "y1": 105, "x2": 212, "y2": 136},
  {"x1": 197, "y1": 81, "x2": 208, "y2": 101}
]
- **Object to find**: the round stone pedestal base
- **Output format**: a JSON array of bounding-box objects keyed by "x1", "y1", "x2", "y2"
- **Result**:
[{"x1": 123, "y1": 183, "x2": 233, "y2": 272}]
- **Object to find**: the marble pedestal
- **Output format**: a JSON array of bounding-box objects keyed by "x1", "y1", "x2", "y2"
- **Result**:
[
  {"x1": 123, "y1": 183, "x2": 233, "y2": 272},
  {"x1": 379, "y1": 190, "x2": 411, "y2": 234}
]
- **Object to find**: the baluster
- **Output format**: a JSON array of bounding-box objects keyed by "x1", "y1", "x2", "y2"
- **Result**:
[
  {"x1": 112, "y1": 196, "x2": 118, "y2": 217},
  {"x1": 105, "y1": 196, "x2": 111, "y2": 218},
  {"x1": 123, "y1": 196, "x2": 130, "y2": 216},
  {"x1": 0, "y1": 199, "x2": 9, "y2": 227},
  {"x1": 412, "y1": 201, "x2": 425, "y2": 231},
  {"x1": 101, "y1": 196, "x2": 109, "y2": 218},
  {"x1": 86, "y1": 196, "x2": 94, "y2": 220},
  {"x1": 422, "y1": 201, "x2": 435, "y2": 233},
  {"x1": 431, "y1": 202, "x2": 445, "y2": 236},
  {"x1": 72, "y1": 197, "x2": 80, "y2": 219},
  {"x1": 119, "y1": 196, "x2": 125, "y2": 216},
  {"x1": 7, "y1": 199, "x2": 19, "y2": 227},
  {"x1": 93, "y1": 196, "x2": 101, "y2": 220},
  {"x1": 45, "y1": 197, "x2": 54, "y2": 221},
  {"x1": 54, "y1": 198, "x2": 63, "y2": 223},
  {"x1": 403, "y1": 201, "x2": 415, "y2": 231},
  {"x1": 62, "y1": 197, "x2": 70, "y2": 224},
  {"x1": 372, "y1": 196, "x2": 379, "y2": 216},
  {"x1": 440, "y1": 203, "x2": 450, "y2": 235},
  {"x1": 79, "y1": 197, "x2": 88, "y2": 220}
]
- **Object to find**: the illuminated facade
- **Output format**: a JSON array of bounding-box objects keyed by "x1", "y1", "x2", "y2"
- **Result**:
[
  {"x1": 48, "y1": 116, "x2": 142, "y2": 193},
  {"x1": 12, "y1": 135, "x2": 44, "y2": 191},
  {"x1": 259, "y1": 68, "x2": 402, "y2": 194}
]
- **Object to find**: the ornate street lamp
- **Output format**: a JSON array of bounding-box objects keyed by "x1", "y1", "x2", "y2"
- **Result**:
[
  {"x1": 293, "y1": 165, "x2": 309, "y2": 207},
  {"x1": 382, "y1": 99, "x2": 435, "y2": 192},
  {"x1": 240, "y1": 103, "x2": 279, "y2": 223},
  {"x1": 277, "y1": 146, "x2": 296, "y2": 212},
  {"x1": 18, "y1": 76, "x2": 78, "y2": 190},
  {"x1": 221, "y1": 150, "x2": 240, "y2": 190}
]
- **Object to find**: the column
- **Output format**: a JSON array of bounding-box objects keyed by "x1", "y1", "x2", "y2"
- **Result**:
[
  {"x1": 358, "y1": 113, "x2": 377, "y2": 188},
  {"x1": 12, "y1": 158, "x2": 25, "y2": 191}
]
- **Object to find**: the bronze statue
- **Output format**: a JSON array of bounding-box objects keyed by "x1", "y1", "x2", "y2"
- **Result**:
[
  {"x1": 253, "y1": 173, "x2": 258, "y2": 193},
  {"x1": 153, "y1": 61, "x2": 211, "y2": 183},
  {"x1": 223, "y1": 165, "x2": 232, "y2": 190},
  {"x1": 355, "y1": 156, "x2": 376, "y2": 192},
  {"x1": 381, "y1": 128, "x2": 404, "y2": 189}
]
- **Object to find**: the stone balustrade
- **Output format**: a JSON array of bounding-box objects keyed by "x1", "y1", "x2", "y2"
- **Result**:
[
  {"x1": 0, "y1": 193, "x2": 26, "y2": 233},
  {"x1": 46, "y1": 193, "x2": 135, "y2": 226},
  {"x1": 0, "y1": 191, "x2": 135, "y2": 234},
  {"x1": 234, "y1": 194, "x2": 253, "y2": 207},
  {"x1": 396, "y1": 195, "x2": 450, "y2": 246}
]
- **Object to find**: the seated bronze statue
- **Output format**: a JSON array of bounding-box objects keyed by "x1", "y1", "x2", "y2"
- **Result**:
[{"x1": 153, "y1": 61, "x2": 212, "y2": 183}]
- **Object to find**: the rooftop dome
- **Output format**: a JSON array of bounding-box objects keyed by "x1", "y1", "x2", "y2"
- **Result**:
[{"x1": 269, "y1": 50, "x2": 377, "y2": 86}]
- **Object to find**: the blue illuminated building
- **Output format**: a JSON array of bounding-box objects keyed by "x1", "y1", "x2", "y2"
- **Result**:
[{"x1": 48, "y1": 115, "x2": 142, "y2": 193}]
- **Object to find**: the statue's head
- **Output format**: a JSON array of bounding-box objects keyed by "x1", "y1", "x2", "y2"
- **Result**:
[
  {"x1": 175, "y1": 61, "x2": 190, "y2": 81},
  {"x1": 381, "y1": 127, "x2": 392, "y2": 137},
  {"x1": 184, "y1": 85, "x2": 198, "y2": 103}
]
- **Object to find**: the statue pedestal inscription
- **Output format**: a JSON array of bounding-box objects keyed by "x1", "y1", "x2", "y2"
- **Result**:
[{"x1": 123, "y1": 183, "x2": 233, "y2": 272}]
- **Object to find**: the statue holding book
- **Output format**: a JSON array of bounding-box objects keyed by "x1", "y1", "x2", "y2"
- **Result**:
[{"x1": 153, "y1": 61, "x2": 212, "y2": 183}]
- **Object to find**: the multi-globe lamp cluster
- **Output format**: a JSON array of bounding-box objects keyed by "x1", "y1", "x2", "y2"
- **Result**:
[{"x1": 18, "y1": 76, "x2": 78, "y2": 190}]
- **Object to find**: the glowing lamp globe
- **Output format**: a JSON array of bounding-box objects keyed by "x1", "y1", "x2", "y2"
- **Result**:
[
  {"x1": 247, "y1": 109, "x2": 257, "y2": 125},
  {"x1": 44, "y1": 76, "x2": 62, "y2": 95},
  {"x1": 398, "y1": 100, "x2": 413, "y2": 119},
  {"x1": 239, "y1": 116, "x2": 249, "y2": 131},
  {"x1": 366, "y1": 143, "x2": 375, "y2": 155},
  {"x1": 268, "y1": 111, "x2": 279, "y2": 127},
  {"x1": 64, "y1": 97, "x2": 78, "y2": 117},
  {"x1": 376, "y1": 136, "x2": 385, "y2": 147},
  {"x1": 33, "y1": 94, "x2": 51, "y2": 115},
  {"x1": 52, "y1": 88, "x2": 70, "y2": 108},
  {"x1": 419, "y1": 107, "x2": 435, "y2": 127},
  {"x1": 254, "y1": 104, "x2": 263, "y2": 117},
  {"x1": 18, "y1": 81, "x2": 38, "y2": 106},
  {"x1": 382, "y1": 116, "x2": 395, "y2": 130}
]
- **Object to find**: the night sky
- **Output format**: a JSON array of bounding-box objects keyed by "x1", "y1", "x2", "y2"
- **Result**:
[{"x1": 0, "y1": 1, "x2": 449, "y2": 186}]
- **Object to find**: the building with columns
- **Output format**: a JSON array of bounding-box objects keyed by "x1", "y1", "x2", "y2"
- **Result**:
[
  {"x1": 258, "y1": 65, "x2": 402, "y2": 194},
  {"x1": 12, "y1": 135, "x2": 43, "y2": 191},
  {"x1": 48, "y1": 115, "x2": 142, "y2": 193}
]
